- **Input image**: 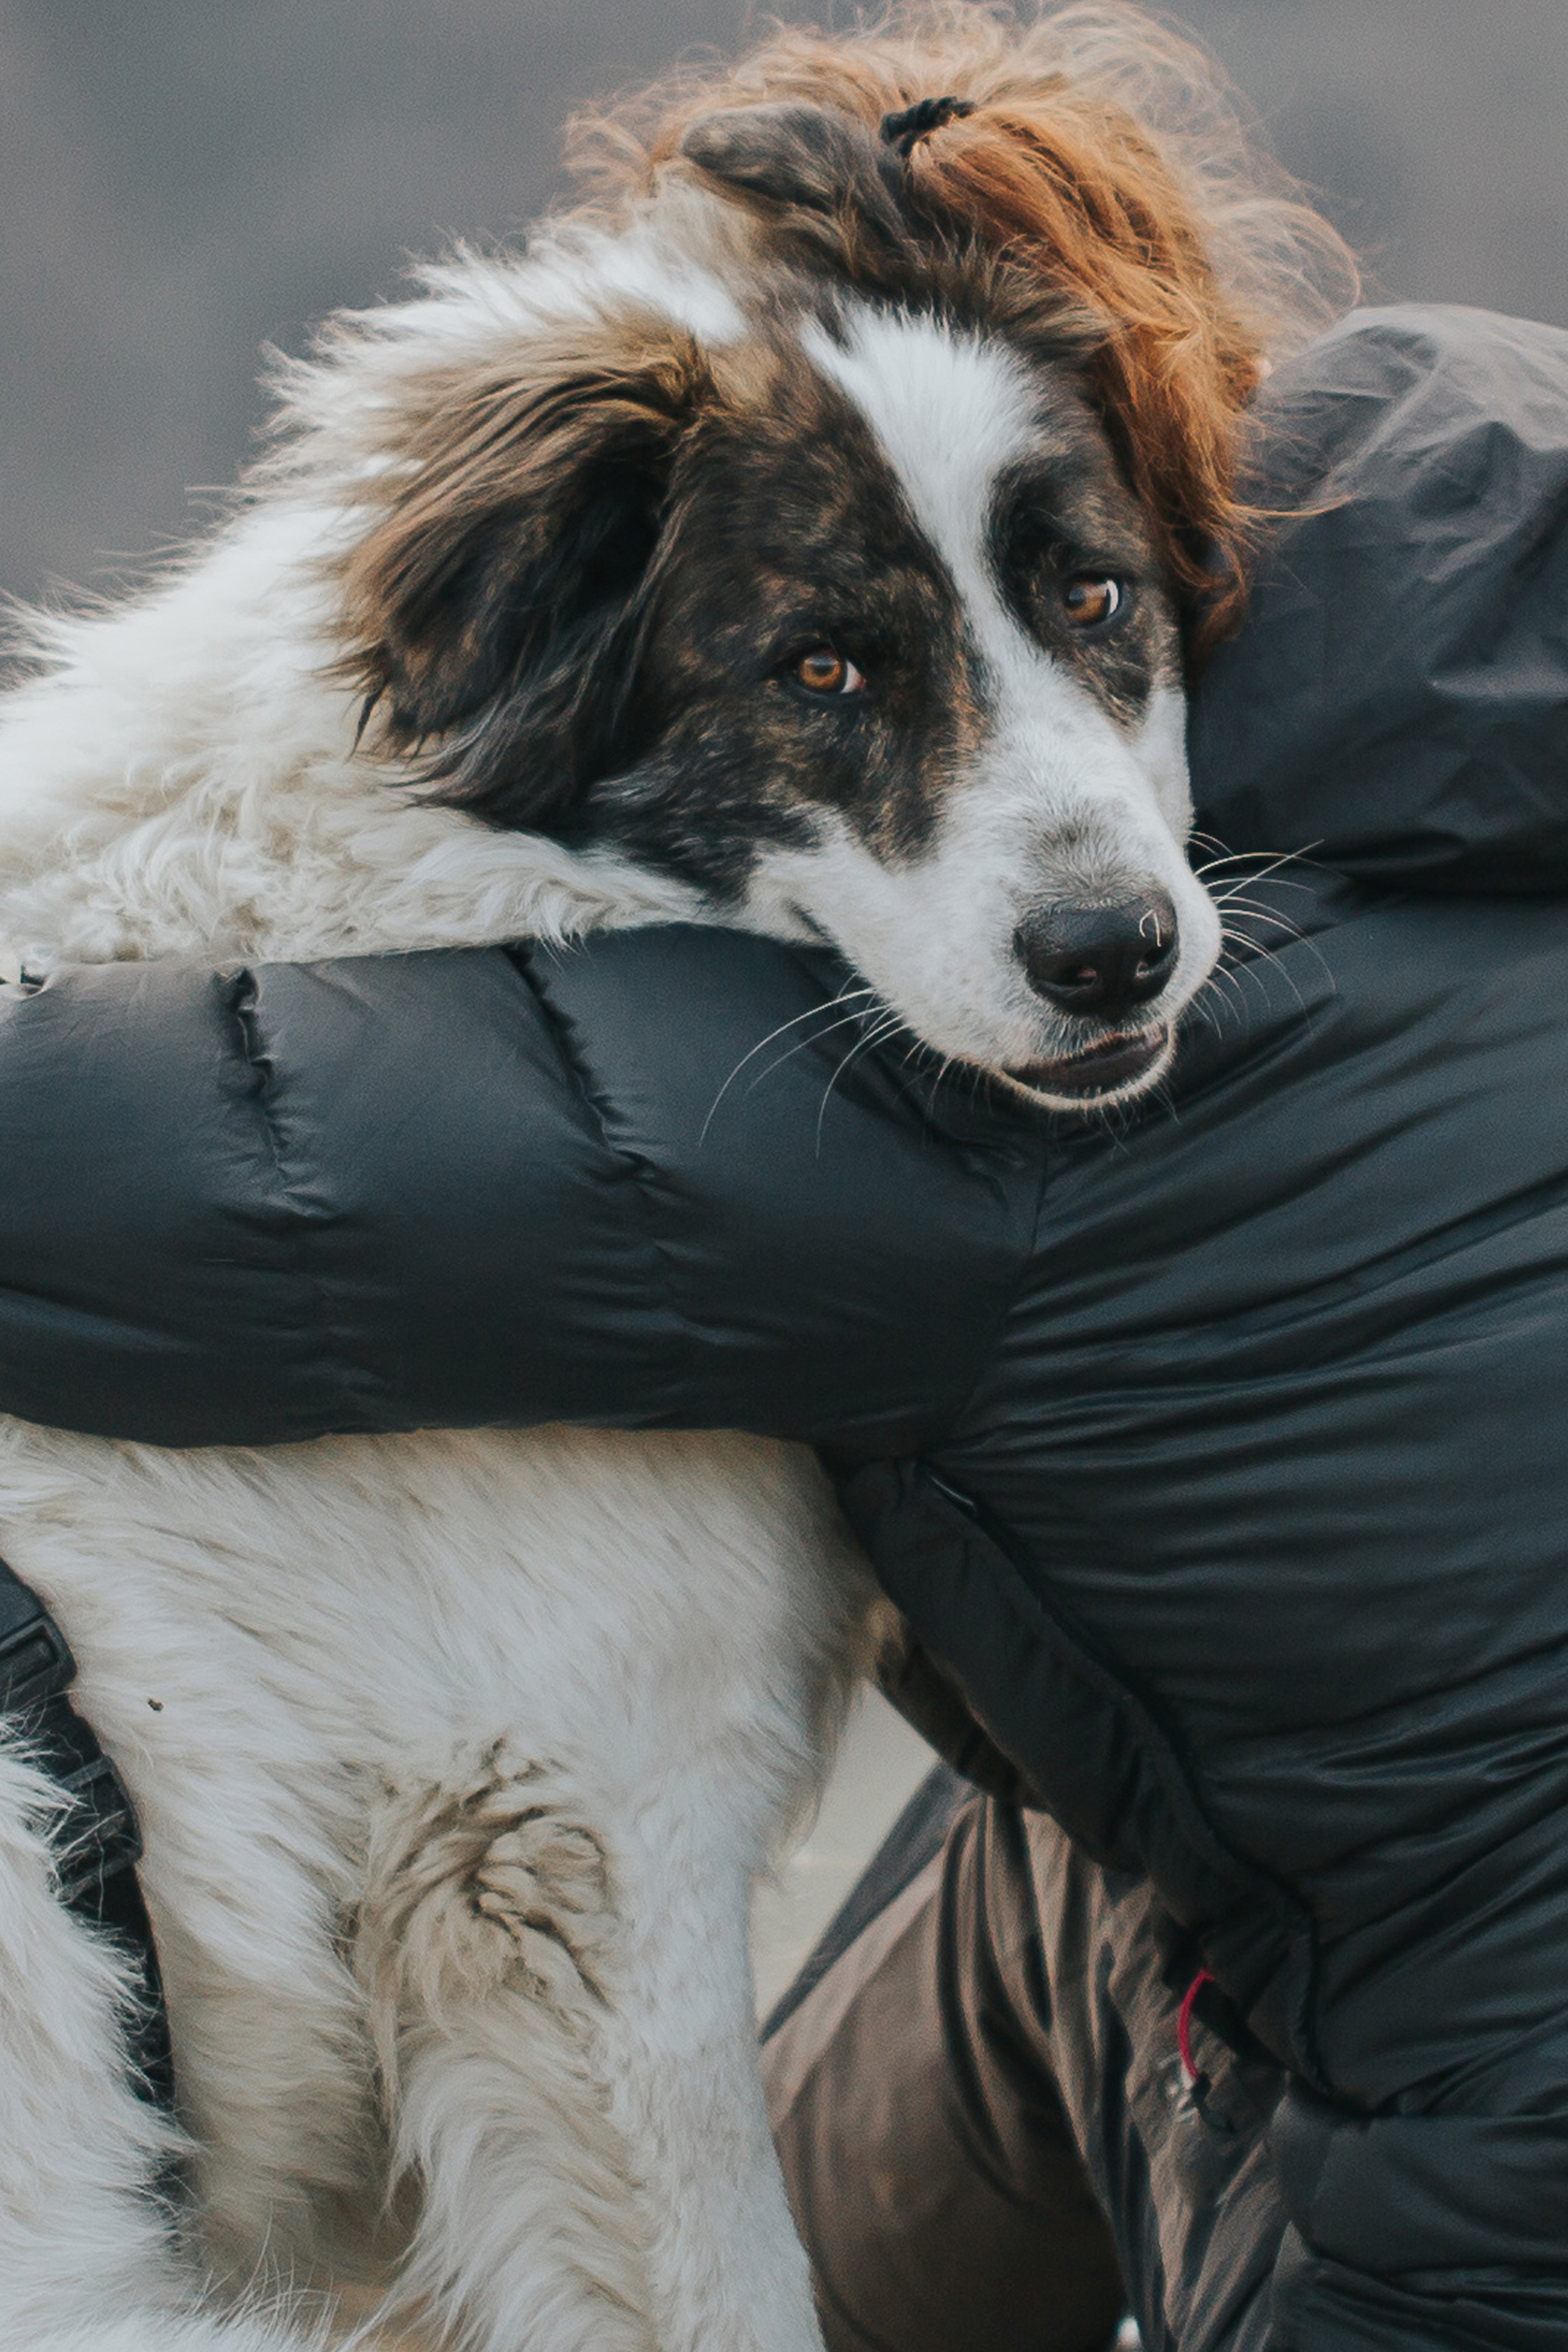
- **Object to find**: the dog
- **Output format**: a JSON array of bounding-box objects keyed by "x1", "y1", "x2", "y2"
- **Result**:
[{"x1": 0, "y1": 9, "x2": 1345, "y2": 2348}]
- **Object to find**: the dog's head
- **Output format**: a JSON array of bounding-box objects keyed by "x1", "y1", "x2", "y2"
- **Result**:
[{"x1": 332, "y1": 68, "x2": 1339, "y2": 1108}]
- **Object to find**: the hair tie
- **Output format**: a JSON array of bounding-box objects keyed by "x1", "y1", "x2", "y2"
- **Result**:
[{"x1": 879, "y1": 95, "x2": 975, "y2": 160}]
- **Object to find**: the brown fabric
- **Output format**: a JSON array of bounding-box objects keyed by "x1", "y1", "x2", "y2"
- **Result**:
[
  {"x1": 762, "y1": 1794, "x2": 1125, "y2": 2352},
  {"x1": 764, "y1": 1790, "x2": 1292, "y2": 2352}
]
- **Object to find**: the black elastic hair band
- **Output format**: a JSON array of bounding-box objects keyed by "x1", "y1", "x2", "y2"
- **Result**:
[{"x1": 880, "y1": 94, "x2": 976, "y2": 159}]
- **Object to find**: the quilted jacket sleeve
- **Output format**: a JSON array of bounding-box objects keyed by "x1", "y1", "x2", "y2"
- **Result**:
[
  {"x1": 0, "y1": 935, "x2": 1033, "y2": 1452},
  {"x1": 0, "y1": 947, "x2": 653, "y2": 1443}
]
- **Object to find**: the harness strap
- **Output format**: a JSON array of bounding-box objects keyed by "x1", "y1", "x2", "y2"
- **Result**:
[{"x1": 0, "y1": 1555, "x2": 174, "y2": 2109}]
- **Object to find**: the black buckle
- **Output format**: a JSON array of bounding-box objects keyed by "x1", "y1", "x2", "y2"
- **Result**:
[
  {"x1": 0, "y1": 1584, "x2": 76, "y2": 1713},
  {"x1": 0, "y1": 1561, "x2": 138, "y2": 1896},
  {"x1": 47, "y1": 1711, "x2": 145, "y2": 1901},
  {"x1": 0, "y1": 1552, "x2": 170, "y2": 2109}
]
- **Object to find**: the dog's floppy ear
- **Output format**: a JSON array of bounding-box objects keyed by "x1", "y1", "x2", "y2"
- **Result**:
[
  {"x1": 679, "y1": 102, "x2": 911, "y2": 275},
  {"x1": 339, "y1": 319, "x2": 712, "y2": 829}
]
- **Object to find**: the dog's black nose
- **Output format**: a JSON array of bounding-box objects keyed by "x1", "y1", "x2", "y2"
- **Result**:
[{"x1": 1016, "y1": 894, "x2": 1179, "y2": 1020}]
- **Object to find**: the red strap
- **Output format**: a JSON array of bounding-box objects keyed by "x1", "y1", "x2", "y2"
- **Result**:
[{"x1": 1177, "y1": 1967, "x2": 1214, "y2": 2087}]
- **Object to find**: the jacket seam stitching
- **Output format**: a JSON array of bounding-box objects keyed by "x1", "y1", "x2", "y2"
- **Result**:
[
  {"x1": 225, "y1": 968, "x2": 384, "y2": 1425},
  {"x1": 505, "y1": 945, "x2": 688, "y2": 1379}
]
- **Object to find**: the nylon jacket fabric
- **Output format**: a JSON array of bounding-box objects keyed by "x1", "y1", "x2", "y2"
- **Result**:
[
  {"x1": 2, "y1": 306, "x2": 1568, "y2": 2343},
  {"x1": 0, "y1": 940, "x2": 1033, "y2": 1452}
]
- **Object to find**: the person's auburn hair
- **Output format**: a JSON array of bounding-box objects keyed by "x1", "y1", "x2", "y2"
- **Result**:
[{"x1": 567, "y1": 2, "x2": 1357, "y2": 654}]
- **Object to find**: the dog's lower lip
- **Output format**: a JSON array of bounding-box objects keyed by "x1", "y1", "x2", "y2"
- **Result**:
[{"x1": 1010, "y1": 1029, "x2": 1167, "y2": 1096}]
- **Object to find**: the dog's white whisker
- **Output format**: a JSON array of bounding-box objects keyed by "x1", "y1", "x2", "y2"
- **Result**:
[
  {"x1": 699, "y1": 987, "x2": 880, "y2": 1143},
  {"x1": 1219, "y1": 929, "x2": 1316, "y2": 1018},
  {"x1": 814, "y1": 1012, "x2": 906, "y2": 1153},
  {"x1": 737, "y1": 995, "x2": 895, "y2": 1105},
  {"x1": 1220, "y1": 916, "x2": 1335, "y2": 997},
  {"x1": 1199, "y1": 959, "x2": 1251, "y2": 1020},
  {"x1": 1210, "y1": 897, "x2": 1311, "y2": 939}
]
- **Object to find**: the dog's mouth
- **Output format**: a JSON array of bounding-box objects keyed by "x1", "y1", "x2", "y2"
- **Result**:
[{"x1": 1005, "y1": 1025, "x2": 1171, "y2": 1104}]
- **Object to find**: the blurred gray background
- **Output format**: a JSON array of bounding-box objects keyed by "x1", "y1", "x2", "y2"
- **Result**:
[{"x1": 3, "y1": 1, "x2": 1566, "y2": 602}]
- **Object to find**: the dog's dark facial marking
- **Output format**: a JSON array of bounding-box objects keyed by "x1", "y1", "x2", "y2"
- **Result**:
[
  {"x1": 569, "y1": 324, "x2": 1177, "y2": 905},
  {"x1": 574, "y1": 333, "x2": 992, "y2": 897},
  {"x1": 987, "y1": 452, "x2": 1177, "y2": 728}
]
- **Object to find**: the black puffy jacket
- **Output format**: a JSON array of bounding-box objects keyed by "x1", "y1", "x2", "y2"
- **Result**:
[{"x1": 4, "y1": 306, "x2": 1568, "y2": 2345}]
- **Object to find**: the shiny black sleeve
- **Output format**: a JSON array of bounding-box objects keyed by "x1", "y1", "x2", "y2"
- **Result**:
[{"x1": 0, "y1": 934, "x2": 1035, "y2": 1453}]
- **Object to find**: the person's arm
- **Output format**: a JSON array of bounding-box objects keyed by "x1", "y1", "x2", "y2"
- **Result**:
[{"x1": 0, "y1": 933, "x2": 1034, "y2": 1451}]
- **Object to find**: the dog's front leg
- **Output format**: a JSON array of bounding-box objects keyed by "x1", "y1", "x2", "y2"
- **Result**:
[
  {"x1": 357, "y1": 1752, "x2": 658, "y2": 2352},
  {"x1": 590, "y1": 1766, "x2": 824, "y2": 2352},
  {"x1": 358, "y1": 1748, "x2": 822, "y2": 2352}
]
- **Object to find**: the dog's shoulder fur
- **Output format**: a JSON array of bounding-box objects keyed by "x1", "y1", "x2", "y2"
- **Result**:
[{"x1": 0, "y1": 208, "x2": 749, "y2": 966}]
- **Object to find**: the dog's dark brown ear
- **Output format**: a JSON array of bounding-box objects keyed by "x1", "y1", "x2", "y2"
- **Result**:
[
  {"x1": 679, "y1": 102, "x2": 911, "y2": 273},
  {"x1": 340, "y1": 320, "x2": 712, "y2": 829}
]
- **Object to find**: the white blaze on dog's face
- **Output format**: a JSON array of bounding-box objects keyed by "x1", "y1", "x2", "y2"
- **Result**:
[{"x1": 346, "y1": 289, "x2": 1222, "y2": 1110}]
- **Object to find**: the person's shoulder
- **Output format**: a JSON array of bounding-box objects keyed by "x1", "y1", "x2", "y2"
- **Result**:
[{"x1": 1194, "y1": 302, "x2": 1568, "y2": 894}]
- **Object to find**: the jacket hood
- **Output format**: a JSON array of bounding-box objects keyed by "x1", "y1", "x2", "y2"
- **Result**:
[{"x1": 1191, "y1": 304, "x2": 1568, "y2": 889}]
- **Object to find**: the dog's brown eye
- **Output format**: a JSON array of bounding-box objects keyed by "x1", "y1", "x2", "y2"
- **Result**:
[
  {"x1": 792, "y1": 646, "x2": 866, "y2": 696},
  {"x1": 1060, "y1": 575, "x2": 1122, "y2": 629}
]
